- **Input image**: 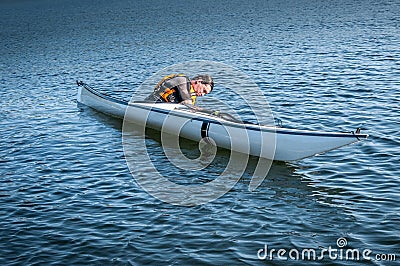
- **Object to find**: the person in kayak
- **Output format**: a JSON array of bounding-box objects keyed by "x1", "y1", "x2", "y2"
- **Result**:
[{"x1": 145, "y1": 74, "x2": 214, "y2": 105}]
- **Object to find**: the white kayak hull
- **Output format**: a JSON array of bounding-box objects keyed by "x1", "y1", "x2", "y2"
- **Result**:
[{"x1": 77, "y1": 83, "x2": 368, "y2": 161}]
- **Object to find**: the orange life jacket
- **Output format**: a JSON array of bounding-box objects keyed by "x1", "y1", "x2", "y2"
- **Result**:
[{"x1": 154, "y1": 74, "x2": 196, "y2": 105}]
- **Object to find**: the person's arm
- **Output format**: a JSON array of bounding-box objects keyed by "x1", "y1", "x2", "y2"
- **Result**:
[{"x1": 170, "y1": 76, "x2": 192, "y2": 103}]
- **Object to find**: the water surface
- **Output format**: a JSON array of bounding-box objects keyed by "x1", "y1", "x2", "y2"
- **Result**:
[{"x1": 1, "y1": 0, "x2": 399, "y2": 265}]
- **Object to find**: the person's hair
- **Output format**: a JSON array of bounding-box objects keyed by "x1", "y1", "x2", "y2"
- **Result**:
[{"x1": 192, "y1": 74, "x2": 214, "y2": 91}]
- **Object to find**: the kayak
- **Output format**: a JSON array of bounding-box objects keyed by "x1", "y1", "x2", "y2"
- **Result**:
[{"x1": 76, "y1": 81, "x2": 368, "y2": 161}]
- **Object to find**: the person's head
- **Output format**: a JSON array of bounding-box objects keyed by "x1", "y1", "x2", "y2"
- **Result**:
[{"x1": 191, "y1": 74, "x2": 214, "y2": 96}]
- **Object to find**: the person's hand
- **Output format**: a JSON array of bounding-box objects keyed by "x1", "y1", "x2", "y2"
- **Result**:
[
  {"x1": 193, "y1": 106, "x2": 204, "y2": 111},
  {"x1": 180, "y1": 99, "x2": 192, "y2": 105}
]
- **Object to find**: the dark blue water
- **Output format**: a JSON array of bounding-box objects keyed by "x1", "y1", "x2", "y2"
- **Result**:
[{"x1": 1, "y1": 0, "x2": 399, "y2": 265}]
